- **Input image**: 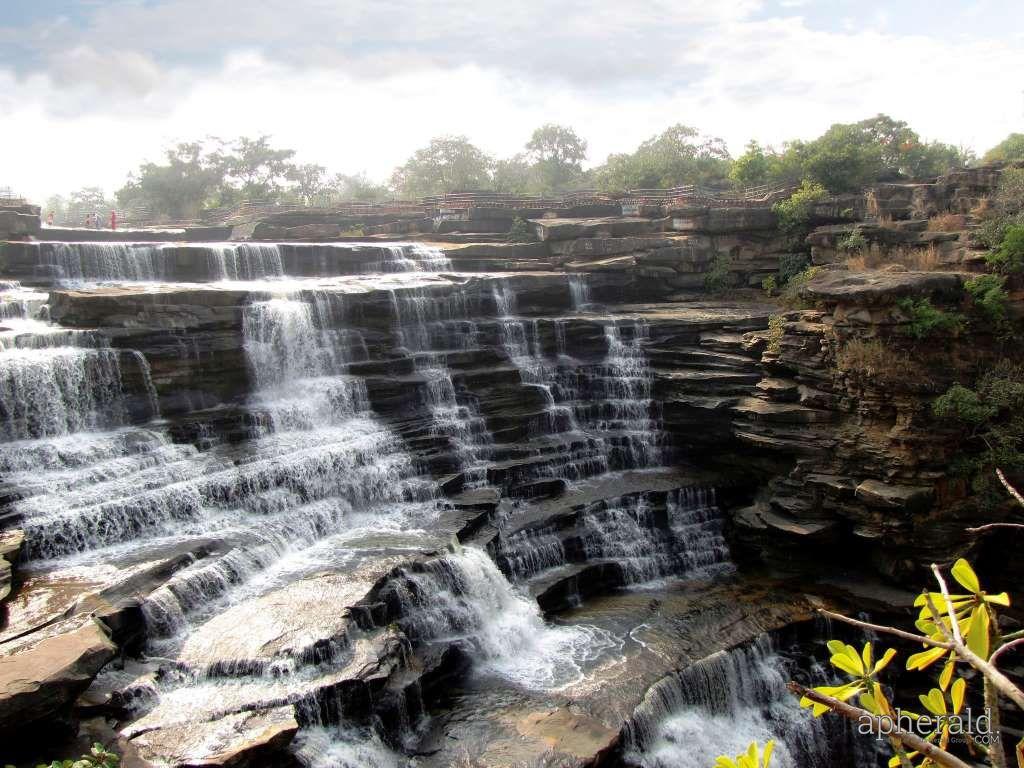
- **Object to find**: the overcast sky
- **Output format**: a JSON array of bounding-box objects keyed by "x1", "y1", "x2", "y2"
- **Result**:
[{"x1": 2, "y1": 0, "x2": 1023, "y2": 202}]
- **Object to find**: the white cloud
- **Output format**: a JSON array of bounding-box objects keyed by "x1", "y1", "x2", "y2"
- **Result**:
[{"x1": 0, "y1": 1, "x2": 1021, "y2": 202}]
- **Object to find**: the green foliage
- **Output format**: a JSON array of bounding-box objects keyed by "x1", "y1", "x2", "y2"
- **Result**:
[
  {"x1": 593, "y1": 124, "x2": 732, "y2": 192},
  {"x1": 327, "y1": 172, "x2": 389, "y2": 202},
  {"x1": 389, "y1": 135, "x2": 494, "y2": 197},
  {"x1": 987, "y1": 223, "x2": 1024, "y2": 274},
  {"x1": 714, "y1": 741, "x2": 775, "y2": 768},
  {"x1": 703, "y1": 254, "x2": 734, "y2": 293},
  {"x1": 729, "y1": 141, "x2": 772, "y2": 187},
  {"x1": 761, "y1": 275, "x2": 777, "y2": 297},
  {"x1": 896, "y1": 297, "x2": 964, "y2": 339},
  {"x1": 772, "y1": 180, "x2": 827, "y2": 237},
  {"x1": 777, "y1": 253, "x2": 811, "y2": 285},
  {"x1": 780, "y1": 265, "x2": 822, "y2": 307},
  {"x1": 836, "y1": 230, "x2": 868, "y2": 252},
  {"x1": 524, "y1": 124, "x2": 588, "y2": 194},
  {"x1": 964, "y1": 274, "x2": 1010, "y2": 328},
  {"x1": 933, "y1": 362, "x2": 1024, "y2": 507},
  {"x1": 6, "y1": 742, "x2": 121, "y2": 768},
  {"x1": 983, "y1": 132, "x2": 1024, "y2": 164},
  {"x1": 933, "y1": 383, "x2": 998, "y2": 426},
  {"x1": 766, "y1": 315, "x2": 784, "y2": 355},
  {"x1": 996, "y1": 166, "x2": 1024, "y2": 213},
  {"x1": 506, "y1": 217, "x2": 537, "y2": 243}
]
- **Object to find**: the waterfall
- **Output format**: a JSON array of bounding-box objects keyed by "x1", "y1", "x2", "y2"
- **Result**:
[
  {"x1": 569, "y1": 273, "x2": 591, "y2": 309},
  {"x1": 382, "y1": 546, "x2": 618, "y2": 689},
  {"x1": 623, "y1": 637, "x2": 834, "y2": 768},
  {"x1": 28, "y1": 241, "x2": 452, "y2": 285},
  {"x1": 390, "y1": 288, "x2": 492, "y2": 481}
]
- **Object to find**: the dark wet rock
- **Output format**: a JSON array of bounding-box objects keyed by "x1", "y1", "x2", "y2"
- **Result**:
[{"x1": 0, "y1": 529, "x2": 22, "y2": 606}]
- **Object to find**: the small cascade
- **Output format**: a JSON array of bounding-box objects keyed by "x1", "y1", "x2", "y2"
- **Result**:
[
  {"x1": 383, "y1": 546, "x2": 618, "y2": 689},
  {"x1": 623, "y1": 637, "x2": 834, "y2": 768},
  {"x1": 492, "y1": 280, "x2": 577, "y2": 438},
  {"x1": 0, "y1": 280, "x2": 46, "y2": 320},
  {"x1": 390, "y1": 288, "x2": 492, "y2": 482},
  {"x1": 38, "y1": 242, "x2": 166, "y2": 283},
  {"x1": 207, "y1": 243, "x2": 285, "y2": 281},
  {"x1": 497, "y1": 488, "x2": 730, "y2": 585},
  {"x1": 563, "y1": 321, "x2": 663, "y2": 470},
  {"x1": 568, "y1": 273, "x2": 591, "y2": 309}
]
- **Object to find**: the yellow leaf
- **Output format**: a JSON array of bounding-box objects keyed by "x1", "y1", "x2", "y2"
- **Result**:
[
  {"x1": 907, "y1": 646, "x2": 948, "y2": 671},
  {"x1": 763, "y1": 740, "x2": 774, "y2": 768},
  {"x1": 951, "y1": 559, "x2": 980, "y2": 593},
  {"x1": 951, "y1": 678, "x2": 966, "y2": 713},
  {"x1": 714, "y1": 758, "x2": 738, "y2": 768},
  {"x1": 873, "y1": 648, "x2": 897, "y2": 674},
  {"x1": 919, "y1": 689, "x2": 946, "y2": 716},
  {"x1": 966, "y1": 607, "x2": 990, "y2": 659},
  {"x1": 984, "y1": 592, "x2": 1010, "y2": 607},
  {"x1": 826, "y1": 639, "x2": 847, "y2": 655},
  {"x1": 862, "y1": 642, "x2": 873, "y2": 670},
  {"x1": 939, "y1": 655, "x2": 956, "y2": 690},
  {"x1": 831, "y1": 653, "x2": 864, "y2": 676}
]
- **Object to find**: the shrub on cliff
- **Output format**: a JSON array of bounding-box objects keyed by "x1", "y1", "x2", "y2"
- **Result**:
[
  {"x1": 896, "y1": 297, "x2": 964, "y2": 340},
  {"x1": 983, "y1": 132, "x2": 1024, "y2": 163},
  {"x1": 8, "y1": 743, "x2": 121, "y2": 768},
  {"x1": 987, "y1": 224, "x2": 1024, "y2": 274},
  {"x1": 836, "y1": 339, "x2": 918, "y2": 385},
  {"x1": 964, "y1": 274, "x2": 1010, "y2": 330},
  {"x1": 772, "y1": 180, "x2": 827, "y2": 237},
  {"x1": 933, "y1": 362, "x2": 1024, "y2": 508},
  {"x1": 703, "y1": 254, "x2": 735, "y2": 293},
  {"x1": 506, "y1": 217, "x2": 538, "y2": 243}
]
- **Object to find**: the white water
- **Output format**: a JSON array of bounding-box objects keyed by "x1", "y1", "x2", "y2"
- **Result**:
[
  {"x1": 625, "y1": 638, "x2": 833, "y2": 768},
  {"x1": 388, "y1": 546, "x2": 619, "y2": 690}
]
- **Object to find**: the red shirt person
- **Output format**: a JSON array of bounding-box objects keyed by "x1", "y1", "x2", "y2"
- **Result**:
[{"x1": 110, "y1": 210, "x2": 118, "y2": 230}]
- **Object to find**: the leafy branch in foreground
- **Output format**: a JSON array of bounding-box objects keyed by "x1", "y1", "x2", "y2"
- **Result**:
[{"x1": 722, "y1": 473, "x2": 1024, "y2": 768}]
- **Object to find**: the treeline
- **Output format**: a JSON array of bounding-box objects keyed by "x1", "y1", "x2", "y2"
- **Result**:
[{"x1": 45, "y1": 119, "x2": 1024, "y2": 223}]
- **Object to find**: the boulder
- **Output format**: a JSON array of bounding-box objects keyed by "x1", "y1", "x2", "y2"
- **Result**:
[
  {"x1": 0, "y1": 619, "x2": 117, "y2": 735},
  {"x1": 855, "y1": 480, "x2": 934, "y2": 513},
  {"x1": 799, "y1": 270, "x2": 965, "y2": 306},
  {"x1": 0, "y1": 529, "x2": 23, "y2": 605},
  {"x1": 129, "y1": 706, "x2": 299, "y2": 768}
]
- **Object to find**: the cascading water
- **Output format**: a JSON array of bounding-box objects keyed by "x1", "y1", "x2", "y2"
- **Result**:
[
  {"x1": 26, "y1": 241, "x2": 451, "y2": 285},
  {"x1": 623, "y1": 637, "x2": 835, "y2": 768}
]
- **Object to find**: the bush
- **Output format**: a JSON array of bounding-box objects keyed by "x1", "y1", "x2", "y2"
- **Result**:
[
  {"x1": 703, "y1": 253, "x2": 734, "y2": 292},
  {"x1": 507, "y1": 216, "x2": 538, "y2": 243},
  {"x1": 761, "y1": 274, "x2": 777, "y2": 297},
  {"x1": 896, "y1": 297, "x2": 964, "y2": 339},
  {"x1": 777, "y1": 253, "x2": 811, "y2": 285},
  {"x1": 932, "y1": 362, "x2": 1024, "y2": 508},
  {"x1": 836, "y1": 230, "x2": 868, "y2": 252},
  {"x1": 987, "y1": 223, "x2": 1024, "y2": 273},
  {"x1": 964, "y1": 274, "x2": 1009, "y2": 327},
  {"x1": 836, "y1": 338, "x2": 915, "y2": 384},
  {"x1": 780, "y1": 265, "x2": 822, "y2": 307},
  {"x1": 772, "y1": 180, "x2": 827, "y2": 237}
]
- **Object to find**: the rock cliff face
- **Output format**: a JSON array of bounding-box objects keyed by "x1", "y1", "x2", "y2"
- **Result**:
[{"x1": 0, "y1": 164, "x2": 1018, "y2": 767}]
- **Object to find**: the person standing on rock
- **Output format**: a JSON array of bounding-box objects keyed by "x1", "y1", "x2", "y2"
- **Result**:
[
  {"x1": 94, "y1": 211, "x2": 101, "y2": 229},
  {"x1": 46, "y1": 211, "x2": 54, "y2": 226},
  {"x1": 85, "y1": 212, "x2": 93, "y2": 228},
  {"x1": 110, "y1": 210, "x2": 118, "y2": 230}
]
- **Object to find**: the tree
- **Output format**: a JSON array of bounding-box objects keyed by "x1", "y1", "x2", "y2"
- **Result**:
[
  {"x1": 116, "y1": 140, "x2": 226, "y2": 220},
  {"x1": 593, "y1": 124, "x2": 731, "y2": 192},
  {"x1": 389, "y1": 136, "x2": 494, "y2": 197},
  {"x1": 215, "y1": 135, "x2": 296, "y2": 200},
  {"x1": 286, "y1": 164, "x2": 328, "y2": 205},
  {"x1": 525, "y1": 124, "x2": 588, "y2": 193},
  {"x1": 327, "y1": 173, "x2": 389, "y2": 202},
  {"x1": 984, "y1": 134, "x2": 1024, "y2": 164},
  {"x1": 800, "y1": 122, "x2": 886, "y2": 193},
  {"x1": 730, "y1": 141, "x2": 772, "y2": 187},
  {"x1": 492, "y1": 154, "x2": 534, "y2": 194}
]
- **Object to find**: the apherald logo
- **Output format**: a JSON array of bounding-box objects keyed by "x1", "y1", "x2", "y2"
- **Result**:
[{"x1": 859, "y1": 707, "x2": 994, "y2": 744}]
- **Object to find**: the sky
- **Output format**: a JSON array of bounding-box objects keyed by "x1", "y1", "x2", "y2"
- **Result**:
[{"x1": 1, "y1": 0, "x2": 1023, "y2": 203}]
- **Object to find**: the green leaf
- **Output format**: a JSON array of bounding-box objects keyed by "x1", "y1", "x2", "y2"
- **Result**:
[{"x1": 951, "y1": 559, "x2": 981, "y2": 593}]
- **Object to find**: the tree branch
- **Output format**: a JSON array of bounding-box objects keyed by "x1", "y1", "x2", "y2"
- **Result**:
[
  {"x1": 817, "y1": 608, "x2": 952, "y2": 650},
  {"x1": 788, "y1": 682, "x2": 973, "y2": 768},
  {"x1": 996, "y1": 468, "x2": 1024, "y2": 508}
]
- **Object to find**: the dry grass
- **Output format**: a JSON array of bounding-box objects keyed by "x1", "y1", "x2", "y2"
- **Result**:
[
  {"x1": 837, "y1": 339, "x2": 919, "y2": 384},
  {"x1": 971, "y1": 197, "x2": 993, "y2": 219},
  {"x1": 926, "y1": 213, "x2": 966, "y2": 232},
  {"x1": 843, "y1": 243, "x2": 943, "y2": 271}
]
